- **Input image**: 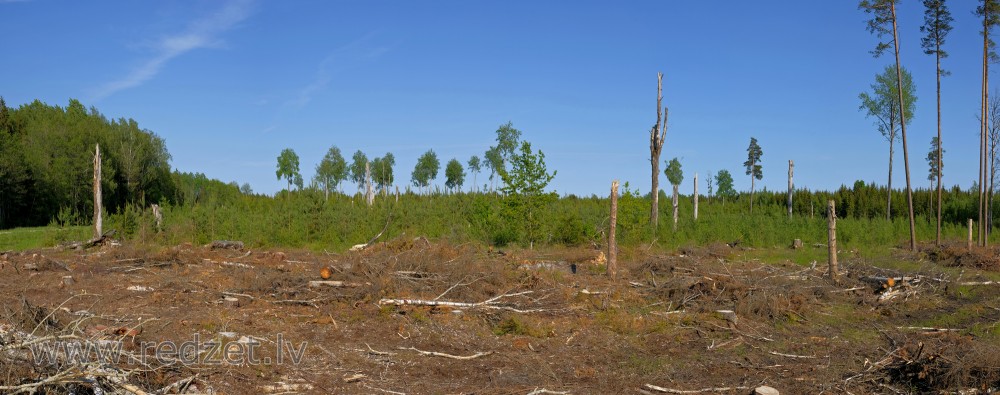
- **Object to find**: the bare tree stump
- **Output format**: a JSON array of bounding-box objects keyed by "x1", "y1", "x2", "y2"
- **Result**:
[
  {"x1": 755, "y1": 386, "x2": 780, "y2": 395},
  {"x1": 791, "y1": 239, "x2": 803, "y2": 249},
  {"x1": 609, "y1": 180, "x2": 619, "y2": 279},
  {"x1": 828, "y1": 200, "x2": 838, "y2": 281}
]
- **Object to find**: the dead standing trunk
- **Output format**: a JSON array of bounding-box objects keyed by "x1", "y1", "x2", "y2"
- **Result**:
[
  {"x1": 828, "y1": 200, "x2": 838, "y2": 282},
  {"x1": 93, "y1": 144, "x2": 102, "y2": 239},
  {"x1": 693, "y1": 173, "x2": 699, "y2": 221},
  {"x1": 650, "y1": 73, "x2": 668, "y2": 229},
  {"x1": 608, "y1": 180, "x2": 619, "y2": 279},
  {"x1": 365, "y1": 161, "x2": 374, "y2": 207},
  {"x1": 672, "y1": 184, "x2": 679, "y2": 231},
  {"x1": 787, "y1": 160, "x2": 794, "y2": 218}
]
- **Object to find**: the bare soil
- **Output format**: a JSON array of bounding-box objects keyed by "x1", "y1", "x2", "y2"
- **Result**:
[{"x1": 1, "y1": 239, "x2": 1000, "y2": 394}]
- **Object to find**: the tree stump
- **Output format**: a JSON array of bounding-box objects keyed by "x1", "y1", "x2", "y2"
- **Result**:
[
  {"x1": 791, "y1": 239, "x2": 803, "y2": 249},
  {"x1": 754, "y1": 386, "x2": 779, "y2": 395}
]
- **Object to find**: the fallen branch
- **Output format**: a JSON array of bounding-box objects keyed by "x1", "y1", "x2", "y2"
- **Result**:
[
  {"x1": 896, "y1": 326, "x2": 960, "y2": 333},
  {"x1": 397, "y1": 346, "x2": 492, "y2": 360},
  {"x1": 768, "y1": 350, "x2": 817, "y2": 359},
  {"x1": 308, "y1": 280, "x2": 370, "y2": 288},
  {"x1": 379, "y1": 291, "x2": 538, "y2": 312},
  {"x1": 958, "y1": 281, "x2": 1000, "y2": 286},
  {"x1": 644, "y1": 383, "x2": 751, "y2": 394},
  {"x1": 349, "y1": 211, "x2": 393, "y2": 252},
  {"x1": 526, "y1": 388, "x2": 570, "y2": 395}
]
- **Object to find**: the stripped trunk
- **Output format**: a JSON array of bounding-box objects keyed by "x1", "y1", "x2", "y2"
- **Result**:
[
  {"x1": 828, "y1": 200, "x2": 838, "y2": 281},
  {"x1": 93, "y1": 144, "x2": 102, "y2": 239},
  {"x1": 649, "y1": 73, "x2": 668, "y2": 229},
  {"x1": 693, "y1": 173, "x2": 699, "y2": 221},
  {"x1": 365, "y1": 161, "x2": 374, "y2": 206},
  {"x1": 608, "y1": 180, "x2": 619, "y2": 279},
  {"x1": 672, "y1": 184, "x2": 679, "y2": 231}
]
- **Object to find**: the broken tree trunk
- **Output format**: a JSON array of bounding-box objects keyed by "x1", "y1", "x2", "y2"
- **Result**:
[
  {"x1": 609, "y1": 180, "x2": 619, "y2": 279},
  {"x1": 364, "y1": 161, "x2": 374, "y2": 207},
  {"x1": 788, "y1": 160, "x2": 794, "y2": 219},
  {"x1": 693, "y1": 173, "x2": 698, "y2": 221},
  {"x1": 672, "y1": 184, "x2": 679, "y2": 231},
  {"x1": 828, "y1": 200, "x2": 838, "y2": 281},
  {"x1": 151, "y1": 203, "x2": 162, "y2": 233},
  {"x1": 969, "y1": 218, "x2": 974, "y2": 252},
  {"x1": 93, "y1": 144, "x2": 102, "y2": 239},
  {"x1": 649, "y1": 73, "x2": 668, "y2": 229}
]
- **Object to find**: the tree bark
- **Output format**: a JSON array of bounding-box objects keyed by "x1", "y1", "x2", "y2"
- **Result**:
[
  {"x1": 787, "y1": 160, "x2": 794, "y2": 218},
  {"x1": 750, "y1": 172, "x2": 755, "y2": 215},
  {"x1": 890, "y1": 3, "x2": 917, "y2": 251},
  {"x1": 828, "y1": 200, "x2": 838, "y2": 282},
  {"x1": 608, "y1": 180, "x2": 619, "y2": 279},
  {"x1": 649, "y1": 73, "x2": 667, "y2": 229},
  {"x1": 693, "y1": 173, "x2": 699, "y2": 221},
  {"x1": 93, "y1": 144, "x2": 102, "y2": 239}
]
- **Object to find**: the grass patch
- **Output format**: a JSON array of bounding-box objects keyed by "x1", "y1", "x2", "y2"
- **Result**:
[{"x1": 0, "y1": 226, "x2": 90, "y2": 250}]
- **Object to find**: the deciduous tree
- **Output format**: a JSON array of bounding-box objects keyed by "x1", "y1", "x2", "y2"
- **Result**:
[
  {"x1": 411, "y1": 149, "x2": 440, "y2": 194},
  {"x1": 371, "y1": 152, "x2": 395, "y2": 194},
  {"x1": 350, "y1": 150, "x2": 368, "y2": 194},
  {"x1": 715, "y1": 170, "x2": 735, "y2": 205},
  {"x1": 276, "y1": 148, "x2": 301, "y2": 192},
  {"x1": 445, "y1": 158, "x2": 465, "y2": 193},
  {"x1": 467, "y1": 155, "x2": 481, "y2": 192},
  {"x1": 314, "y1": 145, "x2": 347, "y2": 199},
  {"x1": 499, "y1": 141, "x2": 557, "y2": 246},
  {"x1": 859, "y1": 65, "x2": 917, "y2": 220}
]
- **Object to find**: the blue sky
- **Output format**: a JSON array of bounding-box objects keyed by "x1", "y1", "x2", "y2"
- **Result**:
[{"x1": 0, "y1": 1, "x2": 993, "y2": 197}]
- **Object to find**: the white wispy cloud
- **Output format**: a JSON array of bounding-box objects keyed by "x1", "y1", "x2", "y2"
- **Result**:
[
  {"x1": 286, "y1": 33, "x2": 389, "y2": 108},
  {"x1": 92, "y1": 0, "x2": 254, "y2": 100}
]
